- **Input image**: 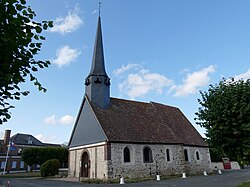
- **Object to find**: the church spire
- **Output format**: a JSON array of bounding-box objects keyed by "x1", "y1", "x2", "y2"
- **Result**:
[
  {"x1": 88, "y1": 16, "x2": 107, "y2": 77},
  {"x1": 85, "y1": 16, "x2": 110, "y2": 109}
]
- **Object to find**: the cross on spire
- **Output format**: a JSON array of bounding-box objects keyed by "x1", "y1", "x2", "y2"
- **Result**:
[
  {"x1": 85, "y1": 12, "x2": 110, "y2": 109},
  {"x1": 99, "y1": 2, "x2": 101, "y2": 17}
]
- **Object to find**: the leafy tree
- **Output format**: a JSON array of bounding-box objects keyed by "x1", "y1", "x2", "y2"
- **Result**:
[
  {"x1": 40, "y1": 159, "x2": 60, "y2": 177},
  {"x1": 195, "y1": 78, "x2": 250, "y2": 163},
  {"x1": 61, "y1": 142, "x2": 69, "y2": 148},
  {"x1": 21, "y1": 147, "x2": 68, "y2": 166},
  {"x1": 0, "y1": 0, "x2": 53, "y2": 124}
]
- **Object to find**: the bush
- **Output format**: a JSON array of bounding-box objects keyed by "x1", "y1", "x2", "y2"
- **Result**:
[
  {"x1": 22, "y1": 147, "x2": 68, "y2": 166},
  {"x1": 40, "y1": 159, "x2": 60, "y2": 177}
]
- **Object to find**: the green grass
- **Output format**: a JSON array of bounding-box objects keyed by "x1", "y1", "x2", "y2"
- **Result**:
[
  {"x1": 0, "y1": 172, "x2": 40, "y2": 178},
  {"x1": 237, "y1": 182, "x2": 250, "y2": 187}
]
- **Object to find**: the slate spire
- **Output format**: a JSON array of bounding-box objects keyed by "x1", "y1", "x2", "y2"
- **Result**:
[
  {"x1": 89, "y1": 16, "x2": 107, "y2": 77},
  {"x1": 85, "y1": 16, "x2": 110, "y2": 109}
]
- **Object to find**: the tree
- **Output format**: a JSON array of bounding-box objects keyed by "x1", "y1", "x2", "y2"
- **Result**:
[
  {"x1": 61, "y1": 142, "x2": 69, "y2": 148},
  {"x1": 21, "y1": 147, "x2": 68, "y2": 166},
  {"x1": 0, "y1": 0, "x2": 53, "y2": 124},
  {"x1": 195, "y1": 78, "x2": 250, "y2": 163},
  {"x1": 40, "y1": 159, "x2": 60, "y2": 177}
]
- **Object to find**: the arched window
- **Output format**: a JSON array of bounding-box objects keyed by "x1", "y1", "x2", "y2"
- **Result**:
[
  {"x1": 123, "y1": 147, "x2": 130, "y2": 163},
  {"x1": 166, "y1": 148, "x2": 171, "y2": 162},
  {"x1": 196, "y1": 151, "x2": 200, "y2": 160},
  {"x1": 184, "y1": 149, "x2": 189, "y2": 161},
  {"x1": 143, "y1": 147, "x2": 153, "y2": 163}
]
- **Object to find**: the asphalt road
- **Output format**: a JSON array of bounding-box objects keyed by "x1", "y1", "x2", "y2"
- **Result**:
[{"x1": 0, "y1": 169, "x2": 249, "y2": 187}]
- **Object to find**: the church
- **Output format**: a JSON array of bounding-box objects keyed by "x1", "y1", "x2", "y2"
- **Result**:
[{"x1": 68, "y1": 16, "x2": 211, "y2": 179}]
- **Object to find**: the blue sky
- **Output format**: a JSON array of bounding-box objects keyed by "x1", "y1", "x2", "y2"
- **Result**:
[{"x1": 1, "y1": 0, "x2": 250, "y2": 144}]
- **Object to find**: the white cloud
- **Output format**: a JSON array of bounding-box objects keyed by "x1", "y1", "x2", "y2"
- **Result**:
[
  {"x1": 234, "y1": 68, "x2": 250, "y2": 81},
  {"x1": 59, "y1": 115, "x2": 75, "y2": 125},
  {"x1": 44, "y1": 115, "x2": 56, "y2": 125},
  {"x1": 0, "y1": 130, "x2": 4, "y2": 139},
  {"x1": 113, "y1": 64, "x2": 142, "y2": 76},
  {"x1": 49, "y1": 6, "x2": 83, "y2": 34},
  {"x1": 35, "y1": 134, "x2": 57, "y2": 143},
  {"x1": 119, "y1": 68, "x2": 172, "y2": 99},
  {"x1": 44, "y1": 114, "x2": 75, "y2": 125},
  {"x1": 115, "y1": 63, "x2": 217, "y2": 98},
  {"x1": 53, "y1": 45, "x2": 81, "y2": 67},
  {"x1": 92, "y1": 10, "x2": 98, "y2": 15},
  {"x1": 171, "y1": 65, "x2": 216, "y2": 97},
  {"x1": 26, "y1": 22, "x2": 38, "y2": 27}
]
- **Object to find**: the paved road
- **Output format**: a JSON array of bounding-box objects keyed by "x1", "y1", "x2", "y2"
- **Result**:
[{"x1": 0, "y1": 169, "x2": 249, "y2": 187}]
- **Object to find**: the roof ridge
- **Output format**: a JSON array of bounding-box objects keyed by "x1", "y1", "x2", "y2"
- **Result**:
[
  {"x1": 111, "y1": 97, "x2": 178, "y2": 109},
  {"x1": 110, "y1": 97, "x2": 152, "y2": 105},
  {"x1": 11, "y1": 133, "x2": 36, "y2": 139},
  {"x1": 13, "y1": 133, "x2": 32, "y2": 136},
  {"x1": 150, "y1": 101, "x2": 179, "y2": 109}
]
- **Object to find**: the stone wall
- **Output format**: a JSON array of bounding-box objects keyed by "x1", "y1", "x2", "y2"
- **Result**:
[
  {"x1": 69, "y1": 143, "x2": 211, "y2": 179},
  {"x1": 68, "y1": 144, "x2": 108, "y2": 179},
  {"x1": 107, "y1": 143, "x2": 211, "y2": 179},
  {"x1": 183, "y1": 146, "x2": 211, "y2": 174}
]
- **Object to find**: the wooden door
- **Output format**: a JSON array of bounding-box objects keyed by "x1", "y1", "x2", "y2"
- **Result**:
[{"x1": 81, "y1": 152, "x2": 90, "y2": 177}]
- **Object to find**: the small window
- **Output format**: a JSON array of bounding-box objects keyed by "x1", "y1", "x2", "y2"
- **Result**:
[
  {"x1": 28, "y1": 137, "x2": 32, "y2": 144},
  {"x1": 184, "y1": 149, "x2": 189, "y2": 161},
  {"x1": 1, "y1": 161, "x2": 5, "y2": 169},
  {"x1": 12, "y1": 161, "x2": 17, "y2": 169},
  {"x1": 166, "y1": 148, "x2": 171, "y2": 162},
  {"x1": 20, "y1": 161, "x2": 25, "y2": 169},
  {"x1": 196, "y1": 151, "x2": 200, "y2": 160},
  {"x1": 143, "y1": 147, "x2": 153, "y2": 163},
  {"x1": 123, "y1": 147, "x2": 130, "y2": 163}
]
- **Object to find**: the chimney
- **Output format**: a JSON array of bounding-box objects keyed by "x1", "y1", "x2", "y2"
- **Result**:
[{"x1": 4, "y1": 130, "x2": 11, "y2": 145}]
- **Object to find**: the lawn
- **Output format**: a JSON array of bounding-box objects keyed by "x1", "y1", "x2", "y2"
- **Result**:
[
  {"x1": 237, "y1": 182, "x2": 250, "y2": 187},
  {"x1": 0, "y1": 172, "x2": 40, "y2": 178}
]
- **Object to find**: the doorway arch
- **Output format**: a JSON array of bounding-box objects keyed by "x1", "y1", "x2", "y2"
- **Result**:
[{"x1": 81, "y1": 151, "x2": 90, "y2": 178}]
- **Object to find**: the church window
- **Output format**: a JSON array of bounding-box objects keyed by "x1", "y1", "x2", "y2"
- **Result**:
[
  {"x1": 94, "y1": 77, "x2": 102, "y2": 83},
  {"x1": 166, "y1": 148, "x2": 171, "y2": 162},
  {"x1": 123, "y1": 147, "x2": 130, "y2": 163},
  {"x1": 184, "y1": 149, "x2": 189, "y2": 161},
  {"x1": 105, "y1": 78, "x2": 111, "y2": 86},
  {"x1": 143, "y1": 147, "x2": 153, "y2": 163},
  {"x1": 196, "y1": 151, "x2": 200, "y2": 160},
  {"x1": 85, "y1": 78, "x2": 90, "y2": 86}
]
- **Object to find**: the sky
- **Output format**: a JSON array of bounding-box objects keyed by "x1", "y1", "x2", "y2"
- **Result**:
[{"x1": 1, "y1": 0, "x2": 250, "y2": 144}]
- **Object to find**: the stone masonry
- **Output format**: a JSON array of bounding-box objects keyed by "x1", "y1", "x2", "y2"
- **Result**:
[
  {"x1": 68, "y1": 144, "x2": 108, "y2": 179},
  {"x1": 108, "y1": 143, "x2": 211, "y2": 179},
  {"x1": 69, "y1": 142, "x2": 211, "y2": 179}
]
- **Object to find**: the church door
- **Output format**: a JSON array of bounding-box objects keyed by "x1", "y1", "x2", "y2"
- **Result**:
[{"x1": 81, "y1": 152, "x2": 90, "y2": 178}]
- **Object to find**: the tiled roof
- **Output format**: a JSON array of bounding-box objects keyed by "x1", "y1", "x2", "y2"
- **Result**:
[
  {"x1": 92, "y1": 98, "x2": 207, "y2": 147},
  {"x1": 10, "y1": 133, "x2": 44, "y2": 146}
]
